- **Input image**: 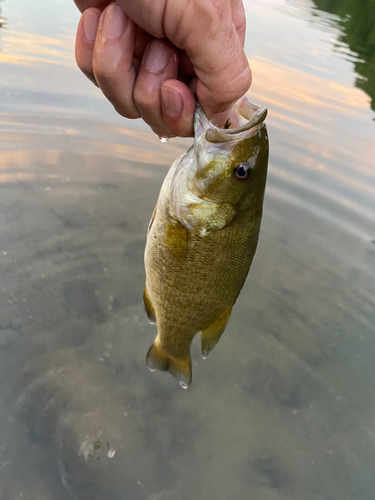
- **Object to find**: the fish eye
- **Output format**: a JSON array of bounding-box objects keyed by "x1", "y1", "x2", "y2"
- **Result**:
[{"x1": 233, "y1": 162, "x2": 252, "y2": 181}]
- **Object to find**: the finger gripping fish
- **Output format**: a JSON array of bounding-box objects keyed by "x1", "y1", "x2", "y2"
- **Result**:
[{"x1": 144, "y1": 97, "x2": 269, "y2": 388}]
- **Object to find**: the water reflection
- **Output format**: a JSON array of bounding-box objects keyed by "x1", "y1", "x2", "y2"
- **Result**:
[
  {"x1": 0, "y1": 30, "x2": 73, "y2": 66},
  {"x1": 0, "y1": 4, "x2": 5, "y2": 29},
  {"x1": 284, "y1": 0, "x2": 375, "y2": 112},
  {"x1": 312, "y1": 0, "x2": 375, "y2": 111},
  {"x1": 248, "y1": 56, "x2": 375, "y2": 245}
]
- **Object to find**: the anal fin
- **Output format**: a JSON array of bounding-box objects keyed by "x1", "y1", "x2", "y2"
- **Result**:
[
  {"x1": 143, "y1": 287, "x2": 156, "y2": 324},
  {"x1": 146, "y1": 341, "x2": 192, "y2": 389},
  {"x1": 200, "y1": 306, "x2": 233, "y2": 359}
]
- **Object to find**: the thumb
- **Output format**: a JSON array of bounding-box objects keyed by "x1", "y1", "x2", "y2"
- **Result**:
[
  {"x1": 165, "y1": 1, "x2": 252, "y2": 118},
  {"x1": 113, "y1": 0, "x2": 251, "y2": 118}
]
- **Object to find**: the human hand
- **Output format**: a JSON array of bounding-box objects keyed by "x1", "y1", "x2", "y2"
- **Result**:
[{"x1": 74, "y1": 0, "x2": 252, "y2": 138}]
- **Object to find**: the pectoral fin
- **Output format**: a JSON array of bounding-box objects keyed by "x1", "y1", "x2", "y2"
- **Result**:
[
  {"x1": 200, "y1": 306, "x2": 233, "y2": 358},
  {"x1": 143, "y1": 287, "x2": 156, "y2": 324},
  {"x1": 186, "y1": 202, "x2": 235, "y2": 236},
  {"x1": 146, "y1": 342, "x2": 192, "y2": 388}
]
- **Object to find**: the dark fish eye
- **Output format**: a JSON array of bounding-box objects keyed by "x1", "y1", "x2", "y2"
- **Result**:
[{"x1": 233, "y1": 162, "x2": 252, "y2": 181}]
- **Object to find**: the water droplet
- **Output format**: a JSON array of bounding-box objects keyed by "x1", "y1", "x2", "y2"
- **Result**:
[
  {"x1": 108, "y1": 448, "x2": 116, "y2": 458},
  {"x1": 179, "y1": 381, "x2": 188, "y2": 389},
  {"x1": 201, "y1": 352, "x2": 208, "y2": 360},
  {"x1": 159, "y1": 136, "x2": 169, "y2": 143}
]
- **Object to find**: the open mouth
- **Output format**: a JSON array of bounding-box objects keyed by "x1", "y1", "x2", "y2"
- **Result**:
[{"x1": 198, "y1": 97, "x2": 268, "y2": 144}]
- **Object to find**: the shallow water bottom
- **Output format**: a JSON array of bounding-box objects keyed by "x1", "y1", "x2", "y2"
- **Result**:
[{"x1": 0, "y1": 147, "x2": 374, "y2": 500}]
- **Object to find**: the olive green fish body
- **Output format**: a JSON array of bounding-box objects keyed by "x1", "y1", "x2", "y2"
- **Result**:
[{"x1": 144, "y1": 98, "x2": 269, "y2": 387}]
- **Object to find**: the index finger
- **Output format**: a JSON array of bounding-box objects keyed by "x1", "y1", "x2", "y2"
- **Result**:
[
  {"x1": 73, "y1": 0, "x2": 110, "y2": 13},
  {"x1": 114, "y1": 0, "x2": 251, "y2": 117}
]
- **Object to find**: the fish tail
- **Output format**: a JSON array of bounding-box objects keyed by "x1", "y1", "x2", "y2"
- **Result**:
[{"x1": 146, "y1": 342, "x2": 192, "y2": 389}]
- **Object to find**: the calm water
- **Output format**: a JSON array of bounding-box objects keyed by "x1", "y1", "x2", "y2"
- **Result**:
[{"x1": 1, "y1": 0, "x2": 375, "y2": 498}]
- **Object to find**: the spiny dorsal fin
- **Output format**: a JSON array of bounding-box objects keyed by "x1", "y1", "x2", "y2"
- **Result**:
[
  {"x1": 200, "y1": 305, "x2": 233, "y2": 359},
  {"x1": 146, "y1": 342, "x2": 192, "y2": 389},
  {"x1": 143, "y1": 287, "x2": 156, "y2": 324}
]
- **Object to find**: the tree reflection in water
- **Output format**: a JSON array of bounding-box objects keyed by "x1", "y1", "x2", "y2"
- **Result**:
[
  {"x1": 0, "y1": 5, "x2": 6, "y2": 29},
  {"x1": 313, "y1": 0, "x2": 375, "y2": 112}
]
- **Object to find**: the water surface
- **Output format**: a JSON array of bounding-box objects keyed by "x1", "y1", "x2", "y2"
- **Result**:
[{"x1": 0, "y1": 0, "x2": 375, "y2": 499}]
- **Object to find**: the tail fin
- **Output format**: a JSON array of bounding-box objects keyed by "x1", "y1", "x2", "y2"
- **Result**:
[{"x1": 146, "y1": 343, "x2": 192, "y2": 389}]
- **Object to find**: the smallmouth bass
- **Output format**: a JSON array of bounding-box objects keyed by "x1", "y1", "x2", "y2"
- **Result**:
[{"x1": 144, "y1": 97, "x2": 269, "y2": 388}]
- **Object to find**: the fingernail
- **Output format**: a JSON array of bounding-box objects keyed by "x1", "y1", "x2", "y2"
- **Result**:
[
  {"x1": 82, "y1": 9, "x2": 100, "y2": 42},
  {"x1": 101, "y1": 3, "x2": 128, "y2": 38},
  {"x1": 144, "y1": 40, "x2": 169, "y2": 74},
  {"x1": 161, "y1": 86, "x2": 183, "y2": 117}
]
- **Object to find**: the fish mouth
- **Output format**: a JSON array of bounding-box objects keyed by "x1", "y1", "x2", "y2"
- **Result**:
[{"x1": 196, "y1": 97, "x2": 268, "y2": 144}]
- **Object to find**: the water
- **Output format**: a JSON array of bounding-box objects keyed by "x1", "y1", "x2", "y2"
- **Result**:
[{"x1": 0, "y1": 0, "x2": 374, "y2": 498}]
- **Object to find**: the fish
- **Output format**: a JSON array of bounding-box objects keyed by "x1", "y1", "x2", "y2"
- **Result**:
[{"x1": 143, "y1": 96, "x2": 269, "y2": 388}]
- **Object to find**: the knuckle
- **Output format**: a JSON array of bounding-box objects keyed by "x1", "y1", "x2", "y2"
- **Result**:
[
  {"x1": 133, "y1": 88, "x2": 158, "y2": 113},
  {"x1": 93, "y1": 64, "x2": 140, "y2": 119},
  {"x1": 93, "y1": 51, "x2": 128, "y2": 82},
  {"x1": 75, "y1": 48, "x2": 92, "y2": 75},
  {"x1": 92, "y1": 60, "x2": 116, "y2": 82},
  {"x1": 85, "y1": 73, "x2": 99, "y2": 87},
  {"x1": 225, "y1": 64, "x2": 252, "y2": 101},
  {"x1": 113, "y1": 103, "x2": 140, "y2": 120}
]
